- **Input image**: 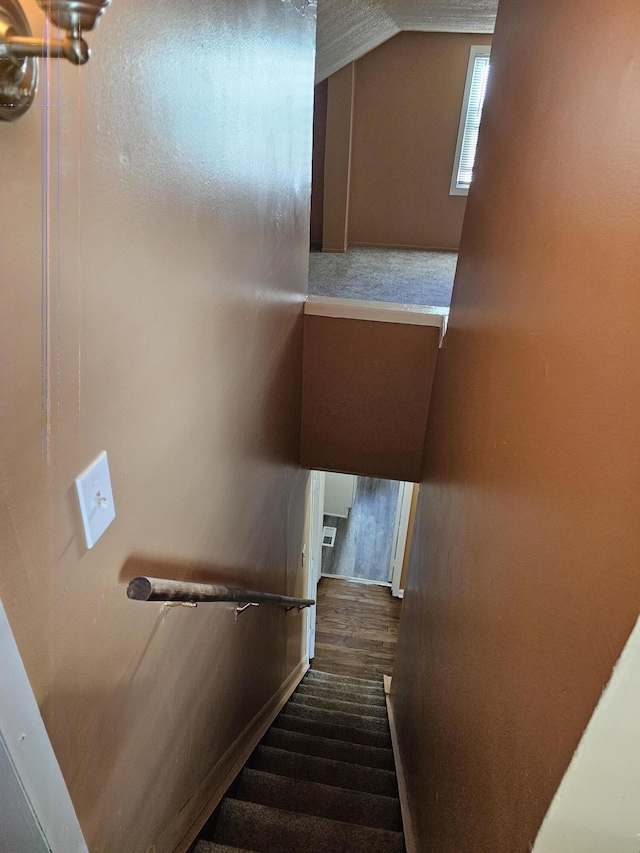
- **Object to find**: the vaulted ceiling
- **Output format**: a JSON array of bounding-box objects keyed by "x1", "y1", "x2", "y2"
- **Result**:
[{"x1": 315, "y1": 0, "x2": 498, "y2": 82}]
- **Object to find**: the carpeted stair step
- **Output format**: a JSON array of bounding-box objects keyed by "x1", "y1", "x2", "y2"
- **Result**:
[
  {"x1": 263, "y1": 726, "x2": 395, "y2": 770},
  {"x1": 296, "y1": 681, "x2": 387, "y2": 707},
  {"x1": 282, "y1": 699, "x2": 389, "y2": 733},
  {"x1": 212, "y1": 798, "x2": 405, "y2": 853},
  {"x1": 194, "y1": 670, "x2": 403, "y2": 851},
  {"x1": 302, "y1": 676, "x2": 385, "y2": 699},
  {"x1": 273, "y1": 711, "x2": 392, "y2": 748},
  {"x1": 288, "y1": 693, "x2": 388, "y2": 718},
  {"x1": 235, "y1": 768, "x2": 402, "y2": 831},
  {"x1": 304, "y1": 670, "x2": 385, "y2": 695},
  {"x1": 250, "y1": 745, "x2": 398, "y2": 797},
  {"x1": 302, "y1": 678, "x2": 386, "y2": 700},
  {"x1": 305, "y1": 669, "x2": 383, "y2": 687}
]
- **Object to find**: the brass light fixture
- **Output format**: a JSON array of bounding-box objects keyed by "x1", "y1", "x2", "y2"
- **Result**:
[{"x1": 0, "y1": 0, "x2": 111, "y2": 121}]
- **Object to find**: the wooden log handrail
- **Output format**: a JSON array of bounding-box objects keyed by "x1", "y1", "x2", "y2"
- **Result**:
[{"x1": 126, "y1": 576, "x2": 315, "y2": 609}]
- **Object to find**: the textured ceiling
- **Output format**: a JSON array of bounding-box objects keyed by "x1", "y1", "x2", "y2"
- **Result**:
[{"x1": 315, "y1": 0, "x2": 498, "y2": 81}]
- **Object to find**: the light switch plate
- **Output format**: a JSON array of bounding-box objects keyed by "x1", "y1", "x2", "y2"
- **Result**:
[{"x1": 75, "y1": 451, "x2": 116, "y2": 549}]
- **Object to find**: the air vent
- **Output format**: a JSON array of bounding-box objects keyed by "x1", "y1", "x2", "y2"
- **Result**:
[{"x1": 322, "y1": 526, "x2": 337, "y2": 547}]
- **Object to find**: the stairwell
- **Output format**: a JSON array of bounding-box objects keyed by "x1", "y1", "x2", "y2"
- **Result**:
[{"x1": 195, "y1": 669, "x2": 404, "y2": 853}]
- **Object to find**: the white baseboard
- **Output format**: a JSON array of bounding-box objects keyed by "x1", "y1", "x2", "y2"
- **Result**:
[
  {"x1": 174, "y1": 657, "x2": 309, "y2": 853},
  {"x1": 321, "y1": 573, "x2": 392, "y2": 588},
  {"x1": 348, "y1": 241, "x2": 458, "y2": 253},
  {"x1": 387, "y1": 694, "x2": 418, "y2": 853}
]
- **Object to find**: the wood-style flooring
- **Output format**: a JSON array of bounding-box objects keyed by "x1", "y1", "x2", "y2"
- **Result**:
[
  {"x1": 322, "y1": 476, "x2": 400, "y2": 583},
  {"x1": 311, "y1": 577, "x2": 402, "y2": 681}
]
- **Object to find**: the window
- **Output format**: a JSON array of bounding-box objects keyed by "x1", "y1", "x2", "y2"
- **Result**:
[{"x1": 450, "y1": 45, "x2": 491, "y2": 195}]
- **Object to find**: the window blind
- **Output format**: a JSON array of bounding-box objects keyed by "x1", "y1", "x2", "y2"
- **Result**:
[{"x1": 456, "y1": 54, "x2": 490, "y2": 188}]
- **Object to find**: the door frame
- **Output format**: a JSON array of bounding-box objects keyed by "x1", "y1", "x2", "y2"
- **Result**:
[
  {"x1": 389, "y1": 481, "x2": 415, "y2": 597},
  {"x1": 306, "y1": 470, "x2": 325, "y2": 660},
  {"x1": 0, "y1": 599, "x2": 89, "y2": 853},
  {"x1": 311, "y1": 471, "x2": 413, "y2": 598}
]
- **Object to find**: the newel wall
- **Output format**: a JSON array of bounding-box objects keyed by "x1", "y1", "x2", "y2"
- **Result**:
[{"x1": 392, "y1": 0, "x2": 640, "y2": 850}]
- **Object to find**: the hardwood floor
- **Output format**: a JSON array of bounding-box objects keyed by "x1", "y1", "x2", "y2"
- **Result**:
[{"x1": 311, "y1": 577, "x2": 402, "y2": 681}]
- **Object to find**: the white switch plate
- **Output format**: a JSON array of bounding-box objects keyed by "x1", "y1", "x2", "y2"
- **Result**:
[{"x1": 75, "y1": 451, "x2": 116, "y2": 549}]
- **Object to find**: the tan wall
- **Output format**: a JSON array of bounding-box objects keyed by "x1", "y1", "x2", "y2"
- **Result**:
[
  {"x1": 391, "y1": 1, "x2": 640, "y2": 851},
  {"x1": 350, "y1": 31, "x2": 492, "y2": 250},
  {"x1": 0, "y1": 2, "x2": 315, "y2": 852},
  {"x1": 300, "y1": 316, "x2": 439, "y2": 482}
]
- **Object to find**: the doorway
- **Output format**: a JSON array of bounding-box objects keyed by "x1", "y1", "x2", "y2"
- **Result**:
[
  {"x1": 321, "y1": 473, "x2": 409, "y2": 587},
  {"x1": 305, "y1": 470, "x2": 413, "y2": 662}
]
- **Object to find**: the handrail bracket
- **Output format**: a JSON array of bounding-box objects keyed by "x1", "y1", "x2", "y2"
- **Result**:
[{"x1": 235, "y1": 602, "x2": 260, "y2": 621}]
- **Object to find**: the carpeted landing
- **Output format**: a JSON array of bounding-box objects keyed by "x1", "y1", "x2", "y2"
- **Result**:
[
  {"x1": 309, "y1": 246, "x2": 456, "y2": 307},
  {"x1": 195, "y1": 669, "x2": 404, "y2": 853}
]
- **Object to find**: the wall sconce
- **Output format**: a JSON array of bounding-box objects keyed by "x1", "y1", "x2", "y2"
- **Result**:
[{"x1": 0, "y1": 0, "x2": 111, "y2": 121}]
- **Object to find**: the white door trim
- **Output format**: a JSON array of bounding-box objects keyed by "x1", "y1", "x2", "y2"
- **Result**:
[
  {"x1": 0, "y1": 600, "x2": 89, "y2": 853},
  {"x1": 390, "y1": 482, "x2": 414, "y2": 597},
  {"x1": 532, "y1": 615, "x2": 640, "y2": 853},
  {"x1": 306, "y1": 470, "x2": 325, "y2": 660}
]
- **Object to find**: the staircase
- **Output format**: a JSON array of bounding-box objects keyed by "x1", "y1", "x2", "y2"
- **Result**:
[{"x1": 195, "y1": 669, "x2": 404, "y2": 853}]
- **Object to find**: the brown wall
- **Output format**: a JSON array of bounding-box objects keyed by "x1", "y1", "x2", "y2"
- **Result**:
[
  {"x1": 300, "y1": 316, "x2": 439, "y2": 481},
  {"x1": 321, "y1": 63, "x2": 357, "y2": 252},
  {"x1": 392, "y1": 1, "x2": 640, "y2": 851},
  {"x1": 313, "y1": 31, "x2": 493, "y2": 251},
  {"x1": 0, "y1": 2, "x2": 315, "y2": 852},
  {"x1": 350, "y1": 31, "x2": 492, "y2": 250},
  {"x1": 310, "y1": 80, "x2": 328, "y2": 246}
]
